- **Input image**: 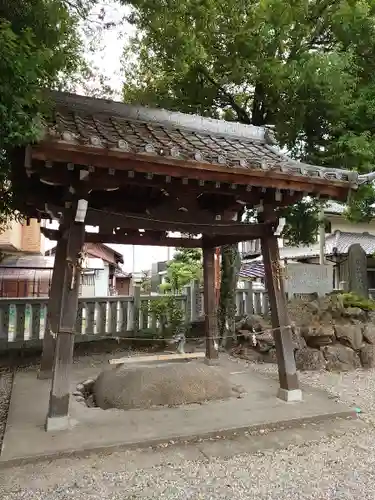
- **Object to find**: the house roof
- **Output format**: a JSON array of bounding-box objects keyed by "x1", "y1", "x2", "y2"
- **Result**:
[
  {"x1": 242, "y1": 231, "x2": 375, "y2": 273},
  {"x1": 42, "y1": 91, "x2": 363, "y2": 187},
  {"x1": 46, "y1": 242, "x2": 124, "y2": 266},
  {"x1": 324, "y1": 201, "x2": 346, "y2": 215},
  {"x1": 239, "y1": 231, "x2": 375, "y2": 280},
  {"x1": 84, "y1": 243, "x2": 124, "y2": 265}
]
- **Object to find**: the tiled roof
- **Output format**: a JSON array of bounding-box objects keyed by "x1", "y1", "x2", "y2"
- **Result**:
[
  {"x1": 325, "y1": 231, "x2": 375, "y2": 255},
  {"x1": 245, "y1": 230, "x2": 375, "y2": 265},
  {"x1": 239, "y1": 261, "x2": 265, "y2": 279},
  {"x1": 324, "y1": 201, "x2": 346, "y2": 215},
  {"x1": 42, "y1": 91, "x2": 360, "y2": 185}
]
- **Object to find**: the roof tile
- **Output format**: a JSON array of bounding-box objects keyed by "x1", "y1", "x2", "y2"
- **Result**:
[{"x1": 42, "y1": 91, "x2": 359, "y2": 185}]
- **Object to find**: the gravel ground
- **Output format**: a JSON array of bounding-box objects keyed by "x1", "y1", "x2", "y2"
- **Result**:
[
  {"x1": 2, "y1": 362, "x2": 375, "y2": 499},
  {"x1": 0, "y1": 371, "x2": 13, "y2": 449}
]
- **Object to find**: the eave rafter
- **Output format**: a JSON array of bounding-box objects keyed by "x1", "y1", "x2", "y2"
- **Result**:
[{"x1": 30, "y1": 143, "x2": 351, "y2": 201}]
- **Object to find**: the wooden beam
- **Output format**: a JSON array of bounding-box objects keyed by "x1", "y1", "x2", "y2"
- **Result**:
[
  {"x1": 40, "y1": 212, "x2": 275, "y2": 238},
  {"x1": 46, "y1": 214, "x2": 85, "y2": 431},
  {"x1": 38, "y1": 227, "x2": 68, "y2": 379},
  {"x1": 109, "y1": 352, "x2": 205, "y2": 365},
  {"x1": 261, "y1": 234, "x2": 301, "y2": 401},
  {"x1": 32, "y1": 165, "x2": 307, "y2": 211},
  {"x1": 31, "y1": 142, "x2": 351, "y2": 199},
  {"x1": 41, "y1": 227, "x2": 267, "y2": 246},
  {"x1": 203, "y1": 243, "x2": 219, "y2": 363},
  {"x1": 85, "y1": 208, "x2": 275, "y2": 236}
]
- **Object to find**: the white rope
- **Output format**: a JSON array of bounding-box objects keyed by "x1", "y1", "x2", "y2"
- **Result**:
[{"x1": 99, "y1": 325, "x2": 292, "y2": 343}]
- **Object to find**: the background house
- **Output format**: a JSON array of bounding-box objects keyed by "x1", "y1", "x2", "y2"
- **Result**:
[
  {"x1": 0, "y1": 219, "x2": 42, "y2": 254},
  {"x1": 46, "y1": 242, "x2": 130, "y2": 297},
  {"x1": 240, "y1": 201, "x2": 375, "y2": 292},
  {"x1": 0, "y1": 219, "x2": 132, "y2": 297}
]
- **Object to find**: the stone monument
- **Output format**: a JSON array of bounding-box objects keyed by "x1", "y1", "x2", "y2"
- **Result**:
[{"x1": 347, "y1": 244, "x2": 368, "y2": 298}]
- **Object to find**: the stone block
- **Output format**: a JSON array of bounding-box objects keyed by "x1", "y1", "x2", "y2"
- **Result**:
[
  {"x1": 334, "y1": 324, "x2": 363, "y2": 351},
  {"x1": 360, "y1": 344, "x2": 375, "y2": 368},
  {"x1": 363, "y1": 325, "x2": 375, "y2": 345},
  {"x1": 295, "y1": 348, "x2": 326, "y2": 371},
  {"x1": 323, "y1": 344, "x2": 361, "y2": 372}
]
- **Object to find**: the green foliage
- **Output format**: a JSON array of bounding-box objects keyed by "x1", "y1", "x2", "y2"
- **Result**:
[
  {"x1": 139, "y1": 270, "x2": 151, "y2": 293},
  {"x1": 281, "y1": 199, "x2": 322, "y2": 246},
  {"x1": 0, "y1": 0, "x2": 87, "y2": 227},
  {"x1": 164, "y1": 248, "x2": 202, "y2": 293},
  {"x1": 121, "y1": 0, "x2": 375, "y2": 240},
  {"x1": 141, "y1": 296, "x2": 185, "y2": 336},
  {"x1": 340, "y1": 292, "x2": 375, "y2": 312}
]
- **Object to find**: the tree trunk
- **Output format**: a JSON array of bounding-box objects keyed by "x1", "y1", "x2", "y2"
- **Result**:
[{"x1": 218, "y1": 244, "x2": 241, "y2": 347}]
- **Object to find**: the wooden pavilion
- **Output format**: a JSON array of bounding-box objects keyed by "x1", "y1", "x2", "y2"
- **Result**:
[{"x1": 10, "y1": 91, "x2": 365, "y2": 431}]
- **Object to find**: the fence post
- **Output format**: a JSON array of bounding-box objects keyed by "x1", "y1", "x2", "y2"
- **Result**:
[
  {"x1": 132, "y1": 285, "x2": 141, "y2": 332},
  {"x1": 191, "y1": 280, "x2": 200, "y2": 322},
  {"x1": 244, "y1": 281, "x2": 253, "y2": 316},
  {"x1": 235, "y1": 289, "x2": 242, "y2": 317}
]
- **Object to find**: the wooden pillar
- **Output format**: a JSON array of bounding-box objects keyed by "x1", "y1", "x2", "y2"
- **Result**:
[
  {"x1": 261, "y1": 234, "x2": 301, "y2": 402},
  {"x1": 203, "y1": 244, "x2": 219, "y2": 364},
  {"x1": 45, "y1": 217, "x2": 85, "y2": 431},
  {"x1": 38, "y1": 229, "x2": 68, "y2": 379}
]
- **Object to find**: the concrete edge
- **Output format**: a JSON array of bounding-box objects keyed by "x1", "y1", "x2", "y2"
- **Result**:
[{"x1": 0, "y1": 409, "x2": 358, "y2": 470}]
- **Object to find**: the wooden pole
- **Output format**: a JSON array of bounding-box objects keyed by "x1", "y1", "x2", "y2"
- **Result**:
[
  {"x1": 45, "y1": 217, "x2": 85, "y2": 431},
  {"x1": 203, "y1": 244, "x2": 219, "y2": 364},
  {"x1": 38, "y1": 228, "x2": 68, "y2": 379},
  {"x1": 261, "y1": 234, "x2": 301, "y2": 402}
]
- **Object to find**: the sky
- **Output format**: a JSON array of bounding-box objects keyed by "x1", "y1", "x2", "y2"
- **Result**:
[{"x1": 43, "y1": 4, "x2": 174, "y2": 273}]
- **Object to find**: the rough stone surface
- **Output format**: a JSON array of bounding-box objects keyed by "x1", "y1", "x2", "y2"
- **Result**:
[
  {"x1": 360, "y1": 344, "x2": 375, "y2": 368},
  {"x1": 235, "y1": 347, "x2": 264, "y2": 363},
  {"x1": 236, "y1": 314, "x2": 270, "y2": 333},
  {"x1": 363, "y1": 325, "x2": 375, "y2": 345},
  {"x1": 255, "y1": 331, "x2": 275, "y2": 352},
  {"x1": 323, "y1": 345, "x2": 361, "y2": 372},
  {"x1": 290, "y1": 326, "x2": 307, "y2": 351},
  {"x1": 348, "y1": 243, "x2": 368, "y2": 298},
  {"x1": 302, "y1": 325, "x2": 334, "y2": 348},
  {"x1": 295, "y1": 348, "x2": 326, "y2": 371},
  {"x1": 94, "y1": 362, "x2": 242, "y2": 410},
  {"x1": 334, "y1": 324, "x2": 363, "y2": 351},
  {"x1": 343, "y1": 307, "x2": 367, "y2": 321},
  {"x1": 262, "y1": 348, "x2": 277, "y2": 364}
]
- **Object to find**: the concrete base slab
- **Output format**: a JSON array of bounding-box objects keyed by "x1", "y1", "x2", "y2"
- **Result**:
[
  {"x1": 45, "y1": 416, "x2": 71, "y2": 432},
  {"x1": 278, "y1": 388, "x2": 303, "y2": 402},
  {"x1": 37, "y1": 371, "x2": 52, "y2": 380},
  {"x1": 0, "y1": 356, "x2": 357, "y2": 466}
]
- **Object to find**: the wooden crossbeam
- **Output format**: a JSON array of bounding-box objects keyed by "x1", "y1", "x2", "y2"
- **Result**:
[
  {"x1": 82, "y1": 208, "x2": 274, "y2": 236},
  {"x1": 40, "y1": 227, "x2": 268, "y2": 246},
  {"x1": 109, "y1": 352, "x2": 205, "y2": 365}
]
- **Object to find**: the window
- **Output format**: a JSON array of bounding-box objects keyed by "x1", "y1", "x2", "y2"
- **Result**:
[{"x1": 325, "y1": 220, "x2": 332, "y2": 234}]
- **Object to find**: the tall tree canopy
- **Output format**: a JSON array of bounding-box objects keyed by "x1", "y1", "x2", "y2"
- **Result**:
[
  {"x1": 121, "y1": 0, "x2": 375, "y2": 242},
  {"x1": 0, "y1": 0, "x2": 105, "y2": 228}
]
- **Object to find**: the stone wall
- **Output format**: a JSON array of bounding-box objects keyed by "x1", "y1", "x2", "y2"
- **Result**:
[{"x1": 233, "y1": 295, "x2": 375, "y2": 371}]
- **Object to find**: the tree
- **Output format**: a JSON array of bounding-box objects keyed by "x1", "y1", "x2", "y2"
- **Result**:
[
  {"x1": 121, "y1": 0, "x2": 375, "y2": 232},
  {"x1": 0, "y1": 0, "x2": 113, "y2": 229},
  {"x1": 119, "y1": 0, "x2": 375, "y2": 336},
  {"x1": 163, "y1": 248, "x2": 202, "y2": 294}
]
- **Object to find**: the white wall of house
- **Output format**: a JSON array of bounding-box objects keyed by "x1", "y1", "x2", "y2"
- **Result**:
[
  {"x1": 327, "y1": 214, "x2": 375, "y2": 235},
  {"x1": 94, "y1": 262, "x2": 110, "y2": 296}
]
